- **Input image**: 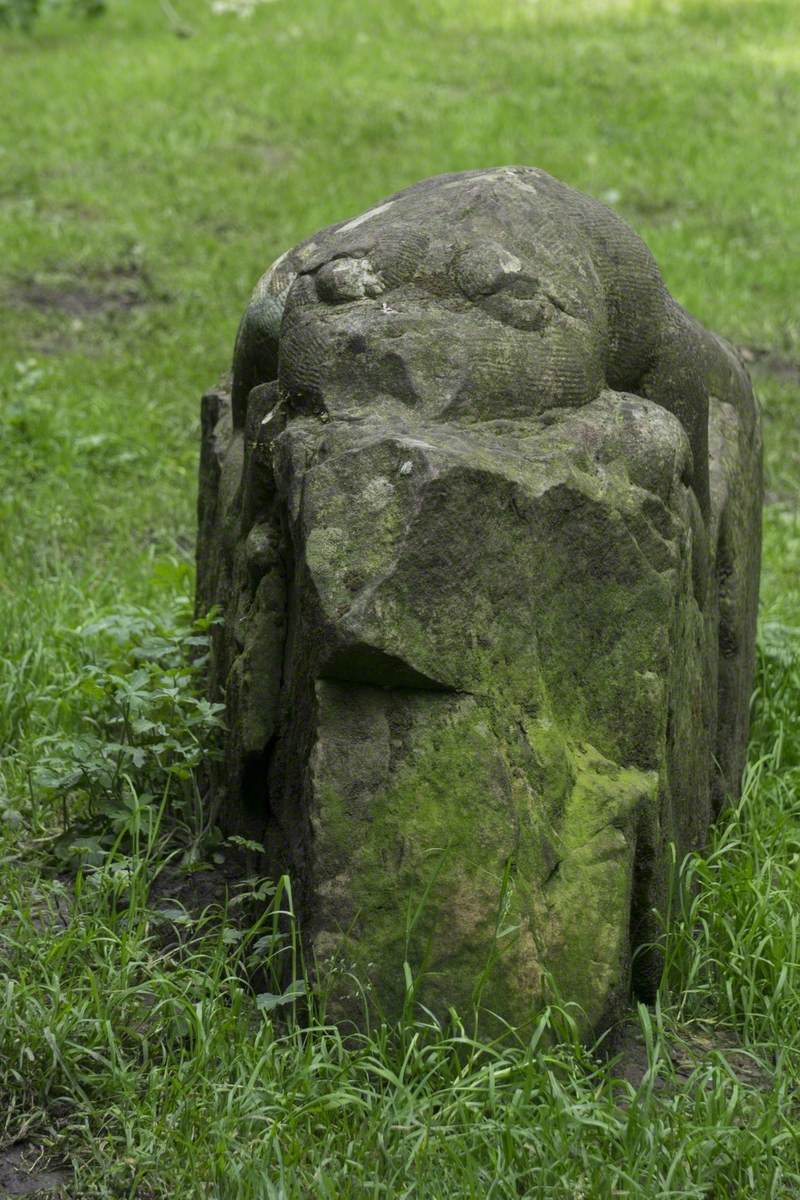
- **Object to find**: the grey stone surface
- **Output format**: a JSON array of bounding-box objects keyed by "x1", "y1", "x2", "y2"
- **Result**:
[{"x1": 196, "y1": 168, "x2": 762, "y2": 1034}]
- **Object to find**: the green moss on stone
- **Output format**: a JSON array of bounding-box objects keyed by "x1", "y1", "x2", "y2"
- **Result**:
[{"x1": 309, "y1": 683, "x2": 659, "y2": 1033}]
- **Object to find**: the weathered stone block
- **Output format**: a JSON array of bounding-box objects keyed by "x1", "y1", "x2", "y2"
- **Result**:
[{"x1": 196, "y1": 168, "x2": 762, "y2": 1034}]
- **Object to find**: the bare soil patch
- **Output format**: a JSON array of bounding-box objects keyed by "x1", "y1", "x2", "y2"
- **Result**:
[
  {"x1": 0, "y1": 1142, "x2": 70, "y2": 1198},
  {"x1": 233, "y1": 135, "x2": 295, "y2": 172},
  {"x1": 739, "y1": 344, "x2": 800, "y2": 383},
  {"x1": 8, "y1": 264, "x2": 147, "y2": 320},
  {"x1": 611, "y1": 1018, "x2": 773, "y2": 1097}
]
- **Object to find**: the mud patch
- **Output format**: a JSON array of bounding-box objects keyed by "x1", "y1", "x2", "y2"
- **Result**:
[
  {"x1": 739, "y1": 345, "x2": 800, "y2": 383},
  {"x1": 8, "y1": 264, "x2": 147, "y2": 319},
  {"x1": 144, "y1": 841, "x2": 260, "y2": 953},
  {"x1": 764, "y1": 487, "x2": 799, "y2": 508},
  {"x1": 0, "y1": 1142, "x2": 70, "y2": 1197},
  {"x1": 625, "y1": 193, "x2": 689, "y2": 227},
  {"x1": 610, "y1": 1017, "x2": 773, "y2": 1099},
  {"x1": 232, "y1": 136, "x2": 295, "y2": 172},
  {"x1": 257, "y1": 144, "x2": 295, "y2": 170},
  {"x1": 149, "y1": 846, "x2": 253, "y2": 923}
]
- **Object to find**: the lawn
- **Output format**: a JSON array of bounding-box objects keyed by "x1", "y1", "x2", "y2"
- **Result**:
[{"x1": 1, "y1": 0, "x2": 799, "y2": 1195}]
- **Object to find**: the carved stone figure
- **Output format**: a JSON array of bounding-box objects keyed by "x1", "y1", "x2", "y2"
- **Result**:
[{"x1": 196, "y1": 168, "x2": 762, "y2": 1033}]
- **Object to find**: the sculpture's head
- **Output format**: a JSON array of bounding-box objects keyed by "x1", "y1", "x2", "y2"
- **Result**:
[{"x1": 232, "y1": 166, "x2": 669, "y2": 432}]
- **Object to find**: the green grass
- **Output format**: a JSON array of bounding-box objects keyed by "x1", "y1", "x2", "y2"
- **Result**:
[{"x1": 1, "y1": 0, "x2": 799, "y2": 1195}]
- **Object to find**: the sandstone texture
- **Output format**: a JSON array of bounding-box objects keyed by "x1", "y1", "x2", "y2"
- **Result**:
[{"x1": 196, "y1": 167, "x2": 762, "y2": 1033}]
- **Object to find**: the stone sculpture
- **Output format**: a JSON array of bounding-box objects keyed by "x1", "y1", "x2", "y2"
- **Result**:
[{"x1": 196, "y1": 168, "x2": 762, "y2": 1034}]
